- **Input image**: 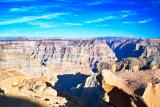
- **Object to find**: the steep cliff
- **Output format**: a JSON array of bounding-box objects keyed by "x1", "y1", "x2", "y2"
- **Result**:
[
  {"x1": 106, "y1": 39, "x2": 160, "y2": 61},
  {"x1": 0, "y1": 39, "x2": 117, "y2": 75}
]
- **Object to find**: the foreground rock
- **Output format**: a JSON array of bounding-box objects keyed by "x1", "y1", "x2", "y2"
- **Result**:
[
  {"x1": 97, "y1": 69, "x2": 160, "y2": 107},
  {"x1": 0, "y1": 69, "x2": 67, "y2": 107},
  {"x1": 143, "y1": 83, "x2": 160, "y2": 107}
]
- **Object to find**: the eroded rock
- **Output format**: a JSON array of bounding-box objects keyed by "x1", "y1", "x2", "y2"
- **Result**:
[
  {"x1": 97, "y1": 70, "x2": 147, "y2": 107},
  {"x1": 143, "y1": 83, "x2": 160, "y2": 107}
]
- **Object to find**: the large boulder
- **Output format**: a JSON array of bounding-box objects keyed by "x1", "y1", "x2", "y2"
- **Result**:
[
  {"x1": 143, "y1": 83, "x2": 160, "y2": 107},
  {"x1": 97, "y1": 70, "x2": 147, "y2": 107},
  {"x1": 100, "y1": 70, "x2": 134, "y2": 94}
]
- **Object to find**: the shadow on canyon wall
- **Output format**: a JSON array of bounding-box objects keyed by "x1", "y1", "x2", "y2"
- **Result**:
[
  {"x1": 114, "y1": 43, "x2": 145, "y2": 60},
  {"x1": 0, "y1": 95, "x2": 42, "y2": 107}
]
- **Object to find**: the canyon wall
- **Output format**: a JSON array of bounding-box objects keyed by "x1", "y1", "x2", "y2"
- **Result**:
[
  {"x1": 0, "y1": 39, "x2": 117, "y2": 75},
  {"x1": 0, "y1": 38, "x2": 160, "y2": 107}
]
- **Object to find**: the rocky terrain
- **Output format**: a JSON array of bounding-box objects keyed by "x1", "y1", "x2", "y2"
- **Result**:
[{"x1": 0, "y1": 37, "x2": 160, "y2": 107}]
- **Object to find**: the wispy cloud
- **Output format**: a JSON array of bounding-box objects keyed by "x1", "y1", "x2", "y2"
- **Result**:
[
  {"x1": 8, "y1": 5, "x2": 60, "y2": 14},
  {"x1": 28, "y1": 22, "x2": 57, "y2": 28},
  {"x1": 27, "y1": 21, "x2": 83, "y2": 28},
  {"x1": 85, "y1": 16, "x2": 115, "y2": 23},
  {"x1": 85, "y1": 11, "x2": 136, "y2": 24},
  {"x1": 121, "y1": 13, "x2": 136, "y2": 18},
  {"x1": 138, "y1": 18, "x2": 152, "y2": 24},
  {"x1": 122, "y1": 18, "x2": 153, "y2": 24},
  {"x1": 0, "y1": 12, "x2": 70, "y2": 25},
  {"x1": 121, "y1": 10, "x2": 137, "y2": 18},
  {"x1": 9, "y1": 6, "x2": 35, "y2": 12},
  {"x1": 122, "y1": 21, "x2": 134, "y2": 24},
  {"x1": 86, "y1": 0, "x2": 135, "y2": 6},
  {"x1": 64, "y1": 22, "x2": 82, "y2": 26},
  {"x1": 86, "y1": 1, "x2": 105, "y2": 6}
]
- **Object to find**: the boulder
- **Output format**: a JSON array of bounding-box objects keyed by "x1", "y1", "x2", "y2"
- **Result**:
[
  {"x1": 100, "y1": 70, "x2": 134, "y2": 94},
  {"x1": 143, "y1": 83, "x2": 160, "y2": 107},
  {"x1": 97, "y1": 70, "x2": 147, "y2": 107}
]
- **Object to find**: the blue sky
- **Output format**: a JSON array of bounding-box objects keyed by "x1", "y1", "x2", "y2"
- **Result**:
[{"x1": 0, "y1": 0, "x2": 160, "y2": 38}]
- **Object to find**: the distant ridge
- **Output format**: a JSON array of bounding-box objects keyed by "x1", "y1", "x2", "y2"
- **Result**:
[
  {"x1": 95, "y1": 36, "x2": 136, "y2": 40},
  {"x1": 0, "y1": 36, "x2": 137, "y2": 41},
  {"x1": 0, "y1": 36, "x2": 159, "y2": 42}
]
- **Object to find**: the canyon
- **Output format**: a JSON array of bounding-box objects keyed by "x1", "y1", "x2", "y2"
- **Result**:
[{"x1": 0, "y1": 37, "x2": 160, "y2": 107}]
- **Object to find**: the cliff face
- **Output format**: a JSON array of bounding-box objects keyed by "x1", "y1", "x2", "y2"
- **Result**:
[
  {"x1": 0, "y1": 39, "x2": 117, "y2": 75},
  {"x1": 0, "y1": 38, "x2": 159, "y2": 75},
  {"x1": 106, "y1": 39, "x2": 160, "y2": 60},
  {"x1": 31, "y1": 40, "x2": 117, "y2": 66}
]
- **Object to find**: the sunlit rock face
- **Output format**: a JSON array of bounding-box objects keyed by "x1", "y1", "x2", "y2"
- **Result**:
[
  {"x1": 143, "y1": 83, "x2": 160, "y2": 107},
  {"x1": 31, "y1": 39, "x2": 117, "y2": 68},
  {"x1": 0, "y1": 39, "x2": 117, "y2": 75}
]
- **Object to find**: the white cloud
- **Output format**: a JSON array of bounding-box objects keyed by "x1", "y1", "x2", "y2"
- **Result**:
[
  {"x1": 122, "y1": 21, "x2": 134, "y2": 24},
  {"x1": 9, "y1": 5, "x2": 56, "y2": 13},
  {"x1": 28, "y1": 22, "x2": 58, "y2": 28},
  {"x1": 27, "y1": 22, "x2": 82, "y2": 28},
  {"x1": 64, "y1": 22, "x2": 82, "y2": 26},
  {"x1": 0, "y1": 12, "x2": 70, "y2": 25},
  {"x1": 138, "y1": 19, "x2": 152, "y2": 24},
  {"x1": 84, "y1": 11, "x2": 137, "y2": 24},
  {"x1": 121, "y1": 10, "x2": 137, "y2": 18},
  {"x1": 86, "y1": 0, "x2": 135, "y2": 6},
  {"x1": 85, "y1": 16, "x2": 115, "y2": 23},
  {"x1": 10, "y1": 7, "x2": 35, "y2": 12}
]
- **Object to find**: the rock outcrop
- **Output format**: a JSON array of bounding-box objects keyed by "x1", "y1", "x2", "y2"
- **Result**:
[
  {"x1": 98, "y1": 56, "x2": 159, "y2": 72},
  {"x1": 0, "y1": 69, "x2": 67, "y2": 107},
  {"x1": 143, "y1": 83, "x2": 160, "y2": 107},
  {"x1": 97, "y1": 69, "x2": 160, "y2": 107}
]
